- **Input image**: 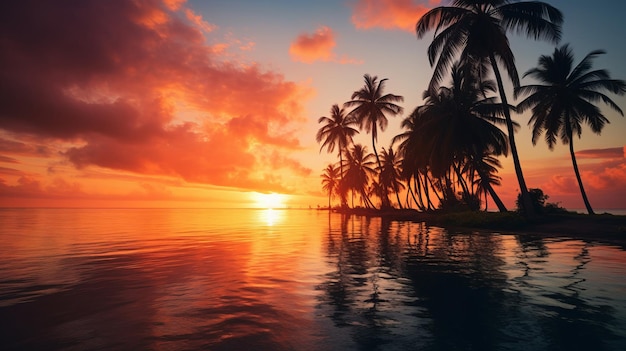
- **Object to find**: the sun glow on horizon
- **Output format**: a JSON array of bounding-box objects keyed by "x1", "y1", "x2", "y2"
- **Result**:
[{"x1": 252, "y1": 192, "x2": 288, "y2": 209}]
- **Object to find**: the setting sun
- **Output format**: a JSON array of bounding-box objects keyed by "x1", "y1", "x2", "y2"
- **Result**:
[{"x1": 253, "y1": 192, "x2": 287, "y2": 209}]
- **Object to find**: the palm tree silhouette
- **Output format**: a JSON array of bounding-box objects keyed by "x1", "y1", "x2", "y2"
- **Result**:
[
  {"x1": 344, "y1": 74, "x2": 404, "y2": 175},
  {"x1": 343, "y1": 144, "x2": 377, "y2": 208},
  {"x1": 321, "y1": 164, "x2": 340, "y2": 209},
  {"x1": 398, "y1": 61, "x2": 511, "y2": 211},
  {"x1": 515, "y1": 44, "x2": 626, "y2": 214},
  {"x1": 378, "y1": 147, "x2": 405, "y2": 209},
  {"x1": 393, "y1": 113, "x2": 430, "y2": 210},
  {"x1": 416, "y1": 0, "x2": 563, "y2": 216},
  {"x1": 317, "y1": 104, "x2": 359, "y2": 207},
  {"x1": 472, "y1": 153, "x2": 506, "y2": 211}
]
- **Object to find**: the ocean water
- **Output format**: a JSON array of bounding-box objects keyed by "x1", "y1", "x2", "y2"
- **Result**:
[{"x1": 0, "y1": 208, "x2": 625, "y2": 350}]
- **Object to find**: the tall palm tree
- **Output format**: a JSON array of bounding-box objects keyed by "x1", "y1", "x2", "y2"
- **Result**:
[
  {"x1": 344, "y1": 74, "x2": 404, "y2": 173},
  {"x1": 321, "y1": 164, "x2": 340, "y2": 209},
  {"x1": 515, "y1": 44, "x2": 626, "y2": 214},
  {"x1": 416, "y1": 0, "x2": 563, "y2": 216},
  {"x1": 317, "y1": 104, "x2": 359, "y2": 206}
]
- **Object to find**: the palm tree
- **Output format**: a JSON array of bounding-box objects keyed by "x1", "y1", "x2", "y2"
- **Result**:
[
  {"x1": 416, "y1": 0, "x2": 563, "y2": 216},
  {"x1": 378, "y1": 146, "x2": 405, "y2": 209},
  {"x1": 317, "y1": 104, "x2": 359, "y2": 206},
  {"x1": 321, "y1": 164, "x2": 340, "y2": 209},
  {"x1": 392, "y1": 113, "x2": 429, "y2": 211},
  {"x1": 471, "y1": 153, "x2": 506, "y2": 211},
  {"x1": 398, "y1": 61, "x2": 511, "y2": 211},
  {"x1": 343, "y1": 144, "x2": 377, "y2": 208},
  {"x1": 515, "y1": 44, "x2": 626, "y2": 214},
  {"x1": 344, "y1": 74, "x2": 404, "y2": 173}
]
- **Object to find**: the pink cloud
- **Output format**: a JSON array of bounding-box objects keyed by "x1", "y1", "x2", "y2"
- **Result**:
[
  {"x1": 0, "y1": 0, "x2": 312, "y2": 194},
  {"x1": 543, "y1": 174, "x2": 579, "y2": 194},
  {"x1": 163, "y1": 0, "x2": 186, "y2": 11},
  {"x1": 289, "y1": 26, "x2": 362, "y2": 64},
  {"x1": 350, "y1": 0, "x2": 442, "y2": 32},
  {"x1": 184, "y1": 8, "x2": 216, "y2": 33},
  {"x1": 576, "y1": 146, "x2": 624, "y2": 159},
  {"x1": 536, "y1": 157, "x2": 626, "y2": 209}
]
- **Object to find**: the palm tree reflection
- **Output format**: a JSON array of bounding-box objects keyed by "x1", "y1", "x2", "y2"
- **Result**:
[{"x1": 318, "y1": 214, "x2": 622, "y2": 350}]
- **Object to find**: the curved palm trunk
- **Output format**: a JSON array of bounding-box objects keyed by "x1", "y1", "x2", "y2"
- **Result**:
[
  {"x1": 485, "y1": 184, "x2": 507, "y2": 212},
  {"x1": 411, "y1": 176, "x2": 425, "y2": 211},
  {"x1": 489, "y1": 53, "x2": 535, "y2": 217},
  {"x1": 452, "y1": 162, "x2": 472, "y2": 206},
  {"x1": 567, "y1": 128, "x2": 595, "y2": 215},
  {"x1": 405, "y1": 182, "x2": 412, "y2": 208},
  {"x1": 477, "y1": 169, "x2": 508, "y2": 212},
  {"x1": 361, "y1": 189, "x2": 375, "y2": 208},
  {"x1": 424, "y1": 173, "x2": 438, "y2": 210}
]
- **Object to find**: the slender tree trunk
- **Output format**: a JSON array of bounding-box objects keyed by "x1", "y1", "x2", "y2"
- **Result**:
[
  {"x1": 568, "y1": 127, "x2": 595, "y2": 214},
  {"x1": 485, "y1": 183, "x2": 507, "y2": 212},
  {"x1": 405, "y1": 182, "x2": 412, "y2": 209},
  {"x1": 425, "y1": 173, "x2": 439, "y2": 209},
  {"x1": 339, "y1": 148, "x2": 346, "y2": 207},
  {"x1": 453, "y1": 162, "x2": 471, "y2": 204},
  {"x1": 395, "y1": 186, "x2": 402, "y2": 209},
  {"x1": 362, "y1": 189, "x2": 376, "y2": 209},
  {"x1": 415, "y1": 171, "x2": 426, "y2": 211},
  {"x1": 414, "y1": 174, "x2": 425, "y2": 211},
  {"x1": 328, "y1": 191, "x2": 331, "y2": 209},
  {"x1": 484, "y1": 191, "x2": 489, "y2": 211},
  {"x1": 476, "y1": 169, "x2": 508, "y2": 212},
  {"x1": 489, "y1": 53, "x2": 535, "y2": 217},
  {"x1": 371, "y1": 131, "x2": 388, "y2": 209},
  {"x1": 421, "y1": 173, "x2": 432, "y2": 210},
  {"x1": 351, "y1": 189, "x2": 355, "y2": 208}
]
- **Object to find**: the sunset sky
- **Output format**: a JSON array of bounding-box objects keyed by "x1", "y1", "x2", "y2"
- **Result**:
[{"x1": 1, "y1": 0, "x2": 625, "y2": 210}]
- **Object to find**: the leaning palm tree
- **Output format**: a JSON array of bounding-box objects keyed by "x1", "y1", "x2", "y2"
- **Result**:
[
  {"x1": 416, "y1": 0, "x2": 563, "y2": 216},
  {"x1": 344, "y1": 74, "x2": 404, "y2": 173},
  {"x1": 515, "y1": 44, "x2": 626, "y2": 214},
  {"x1": 317, "y1": 104, "x2": 359, "y2": 206},
  {"x1": 471, "y1": 153, "x2": 506, "y2": 211}
]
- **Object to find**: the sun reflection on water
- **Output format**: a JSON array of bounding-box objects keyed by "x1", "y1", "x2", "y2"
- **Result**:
[{"x1": 258, "y1": 208, "x2": 284, "y2": 226}]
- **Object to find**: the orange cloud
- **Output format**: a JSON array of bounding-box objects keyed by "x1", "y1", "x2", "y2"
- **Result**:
[
  {"x1": 350, "y1": 0, "x2": 442, "y2": 32},
  {"x1": 0, "y1": 0, "x2": 313, "y2": 198},
  {"x1": 289, "y1": 26, "x2": 362, "y2": 64}
]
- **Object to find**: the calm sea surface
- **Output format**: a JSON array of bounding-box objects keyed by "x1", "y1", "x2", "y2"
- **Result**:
[{"x1": 1, "y1": 208, "x2": 625, "y2": 350}]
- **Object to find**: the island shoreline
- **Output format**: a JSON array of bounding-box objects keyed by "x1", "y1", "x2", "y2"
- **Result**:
[{"x1": 329, "y1": 208, "x2": 626, "y2": 248}]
